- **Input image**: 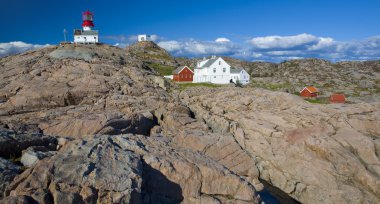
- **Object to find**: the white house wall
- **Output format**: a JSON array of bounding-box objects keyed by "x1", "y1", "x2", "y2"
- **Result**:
[
  {"x1": 194, "y1": 57, "x2": 233, "y2": 84},
  {"x1": 231, "y1": 70, "x2": 250, "y2": 85},
  {"x1": 74, "y1": 35, "x2": 98, "y2": 44}
]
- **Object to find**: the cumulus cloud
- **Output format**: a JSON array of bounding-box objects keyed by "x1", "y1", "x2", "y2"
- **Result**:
[
  {"x1": 248, "y1": 33, "x2": 318, "y2": 50},
  {"x1": 0, "y1": 41, "x2": 50, "y2": 58},
  {"x1": 158, "y1": 39, "x2": 238, "y2": 56},
  {"x1": 245, "y1": 34, "x2": 380, "y2": 62},
  {"x1": 215, "y1": 38, "x2": 231, "y2": 43},
  {"x1": 153, "y1": 34, "x2": 380, "y2": 62}
]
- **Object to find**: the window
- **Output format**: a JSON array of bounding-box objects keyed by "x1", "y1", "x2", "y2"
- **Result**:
[
  {"x1": 214, "y1": 76, "x2": 216, "y2": 78},
  {"x1": 223, "y1": 68, "x2": 226, "y2": 73},
  {"x1": 219, "y1": 61, "x2": 221, "y2": 65},
  {"x1": 213, "y1": 68, "x2": 216, "y2": 73},
  {"x1": 94, "y1": 37, "x2": 97, "y2": 39}
]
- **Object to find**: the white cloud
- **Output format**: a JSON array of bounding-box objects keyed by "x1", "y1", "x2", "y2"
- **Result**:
[
  {"x1": 244, "y1": 34, "x2": 380, "y2": 62},
  {"x1": 0, "y1": 41, "x2": 50, "y2": 58},
  {"x1": 308, "y1": 37, "x2": 335, "y2": 51},
  {"x1": 155, "y1": 34, "x2": 380, "y2": 62},
  {"x1": 248, "y1": 33, "x2": 318, "y2": 49},
  {"x1": 157, "y1": 40, "x2": 182, "y2": 52},
  {"x1": 158, "y1": 39, "x2": 238, "y2": 56},
  {"x1": 215, "y1": 38, "x2": 231, "y2": 43}
]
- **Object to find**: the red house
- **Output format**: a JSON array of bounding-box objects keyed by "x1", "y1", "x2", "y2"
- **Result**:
[
  {"x1": 330, "y1": 94, "x2": 346, "y2": 103},
  {"x1": 300, "y1": 86, "x2": 318, "y2": 98},
  {"x1": 172, "y1": 66, "x2": 194, "y2": 82}
]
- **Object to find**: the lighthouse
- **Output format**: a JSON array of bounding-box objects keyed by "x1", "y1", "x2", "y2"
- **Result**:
[{"x1": 74, "y1": 10, "x2": 99, "y2": 44}]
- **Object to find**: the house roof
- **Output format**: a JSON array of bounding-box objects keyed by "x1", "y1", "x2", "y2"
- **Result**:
[
  {"x1": 172, "y1": 66, "x2": 193, "y2": 74},
  {"x1": 230, "y1": 67, "x2": 243, "y2": 74},
  {"x1": 300, "y1": 86, "x2": 318, "y2": 93},
  {"x1": 198, "y1": 57, "x2": 219, "y2": 68},
  {"x1": 74, "y1": 30, "x2": 99, "y2": 35}
]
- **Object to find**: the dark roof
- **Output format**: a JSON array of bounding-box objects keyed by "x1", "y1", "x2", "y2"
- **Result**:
[
  {"x1": 172, "y1": 66, "x2": 193, "y2": 74},
  {"x1": 74, "y1": 30, "x2": 99, "y2": 35},
  {"x1": 199, "y1": 57, "x2": 219, "y2": 68},
  {"x1": 230, "y1": 67, "x2": 243, "y2": 74}
]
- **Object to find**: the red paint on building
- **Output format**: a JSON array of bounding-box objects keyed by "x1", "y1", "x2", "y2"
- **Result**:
[
  {"x1": 172, "y1": 66, "x2": 194, "y2": 82},
  {"x1": 300, "y1": 86, "x2": 318, "y2": 98},
  {"x1": 82, "y1": 10, "x2": 95, "y2": 27},
  {"x1": 330, "y1": 94, "x2": 346, "y2": 103}
]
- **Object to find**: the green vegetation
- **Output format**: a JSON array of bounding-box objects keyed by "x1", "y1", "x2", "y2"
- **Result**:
[
  {"x1": 251, "y1": 81, "x2": 293, "y2": 92},
  {"x1": 305, "y1": 97, "x2": 329, "y2": 104},
  {"x1": 178, "y1": 83, "x2": 222, "y2": 90},
  {"x1": 148, "y1": 63, "x2": 175, "y2": 76}
]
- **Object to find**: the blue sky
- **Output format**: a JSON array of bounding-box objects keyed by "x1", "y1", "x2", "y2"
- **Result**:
[{"x1": 1, "y1": 0, "x2": 380, "y2": 62}]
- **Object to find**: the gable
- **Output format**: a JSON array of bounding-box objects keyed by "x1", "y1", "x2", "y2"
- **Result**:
[
  {"x1": 300, "y1": 86, "x2": 318, "y2": 93},
  {"x1": 172, "y1": 66, "x2": 193, "y2": 75}
]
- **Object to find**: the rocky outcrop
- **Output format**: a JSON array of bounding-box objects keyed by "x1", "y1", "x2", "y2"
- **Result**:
[
  {"x1": 126, "y1": 41, "x2": 178, "y2": 67},
  {"x1": 179, "y1": 87, "x2": 380, "y2": 204},
  {"x1": 0, "y1": 44, "x2": 169, "y2": 138},
  {"x1": 4, "y1": 134, "x2": 260, "y2": 204}
]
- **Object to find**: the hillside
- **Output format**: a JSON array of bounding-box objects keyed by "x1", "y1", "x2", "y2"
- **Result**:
[
  {"x1": 0, "y1": 43, "x2": 379, "y2": 204},
  {"x1": 175, "y1": 56, "x2": 380, "y2": 102}
]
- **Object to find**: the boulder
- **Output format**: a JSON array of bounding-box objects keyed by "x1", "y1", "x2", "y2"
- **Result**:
[{"x1": 20, "y1": 146, "x2": 56, "y2": 168}]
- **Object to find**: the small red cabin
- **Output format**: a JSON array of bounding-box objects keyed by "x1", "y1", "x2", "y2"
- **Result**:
[
  {"x1": 300, "y1": 86, "x2": 318, "y2": 98},
  {"x1": 172, "y1": 66, "x2": 194, "y2": 82},
  {"x1": 330, "y1": 94, "x2": 346, "y2": 103}
]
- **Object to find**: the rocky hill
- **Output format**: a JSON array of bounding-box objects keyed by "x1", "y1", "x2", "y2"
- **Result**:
[
  {"x1": 175, "y1": 56, "x2": 380, "y2": 102},
  {"x1": 0, "y1": 42, "x2": 379, "y2": 204}
]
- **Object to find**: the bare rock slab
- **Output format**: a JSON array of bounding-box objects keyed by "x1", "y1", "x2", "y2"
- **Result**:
[{"x1": 3, "y1": 134, "x2": 261, "y2": 204}]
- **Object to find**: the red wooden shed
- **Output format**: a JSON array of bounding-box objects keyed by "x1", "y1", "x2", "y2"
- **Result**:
[
  {"x1": 300, "y1": 86, "x2": 318, "y2": 98},
  {"x1": 172, "y1": 66, "x2": 194, "y2": 82},
  {"x1": 330, "y1": 94, "x2": 346, "y2": 103}
]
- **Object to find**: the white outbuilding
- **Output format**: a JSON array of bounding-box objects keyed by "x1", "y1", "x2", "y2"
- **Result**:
[{"x1": 138, "y1": 34, "x2": 151, "y2": 42}]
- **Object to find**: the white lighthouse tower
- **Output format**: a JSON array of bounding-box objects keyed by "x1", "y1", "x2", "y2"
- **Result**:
[{"x1": 74, "y1": 10, "x2": 99, "y2": 44}]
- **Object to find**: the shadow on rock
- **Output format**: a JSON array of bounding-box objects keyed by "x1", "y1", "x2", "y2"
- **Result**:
[{"x1": 141, "y1": 159, "x2": 183, "y2": 204}]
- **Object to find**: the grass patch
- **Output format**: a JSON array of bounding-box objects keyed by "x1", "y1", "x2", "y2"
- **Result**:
[
  {"x1": 178, "y1": 83, "x2": 222, "y2": 90},
  {"x1": 251, "y1": 81, "x2": 293, "y2": 91},
  {"x1": 147, "y1": 63, "x2": 175, "y2": 76},
  {"x1": 305, "y1": 97, "x2": 329, "y2": 104}
]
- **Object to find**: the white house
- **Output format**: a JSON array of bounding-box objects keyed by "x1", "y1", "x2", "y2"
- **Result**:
[
  {"x1": 138, "y1": 34, "x2": 151, "y2": 42},
  {"x1": 193, "y1": 56, "x2": 250, "y2": 85},
  {"x1": 74, "y1": 10, "x2": 99, "y2": 44},
  {"x1": 230, "y1": 68, "x2": 250, "y2": 85}
]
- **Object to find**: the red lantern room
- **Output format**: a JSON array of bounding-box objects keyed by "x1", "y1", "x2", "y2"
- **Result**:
[{"x1": 82, "y1": 10, "x2": 94, "y2": 30}]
